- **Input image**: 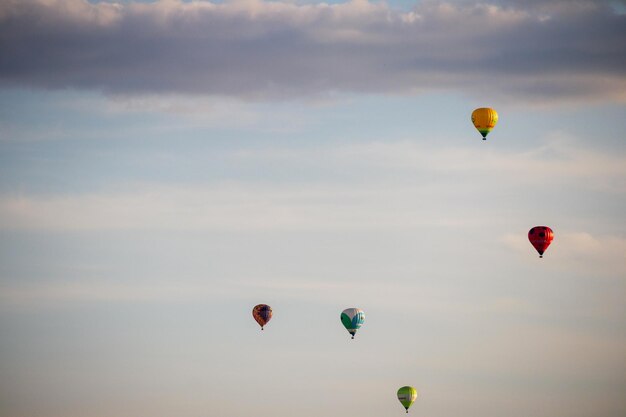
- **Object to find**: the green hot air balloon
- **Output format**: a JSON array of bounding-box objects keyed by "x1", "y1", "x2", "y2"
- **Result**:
[
  {"x1": 397, "y1": 386, "x2": 418, "y2": 413},
  {"x1": 341, "y1": 308, "x2": 365, "y2": 339}
]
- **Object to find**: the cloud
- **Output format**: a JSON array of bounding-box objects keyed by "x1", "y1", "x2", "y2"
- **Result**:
[
  {"x1": 0, "y1": 0, "x2": 625, "y2": 102},
  {"x1": 501, "y1": 231, "x2": 626, "y2": 277},
  {"x1": 0, "y1": 279, "x2": 379, "y2": 307},
  {"x1": 236, "y1": 134, "x2": 626, "y2": 191},
  {"x1": 0, "y1": 182, "x2": 452, "y2": 232},
  {"x1": 0, "y1": 137, "x2": 623, "y2": 231},
  {"x1": 0, "y1": 282, "x2": 224, "y2": 306}
]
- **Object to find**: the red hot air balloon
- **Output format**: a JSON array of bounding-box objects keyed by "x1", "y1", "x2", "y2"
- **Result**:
[
  {"x1": 528, "y1": 226, "x2": 554, "y2": 258},
  {"x1": 252, "y1": 304, "x2": 272, "y2": 330}
]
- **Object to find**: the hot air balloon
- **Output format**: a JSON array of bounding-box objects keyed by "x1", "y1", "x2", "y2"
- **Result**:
[
  {"x1": 252, "y1": 304, "x2": 272, "y2": 330},
  {"x1": 528, "y1": 226, "x2": 554, "y2": 258},
  {"x1": 471, "y1": 107, "x2": 498, "y2": 140},
  {"x1": 397, "y1": 386, "x2": 418, "y2": 413},
  {"x1": 340, "y1": 308, "x2": 365, "y2": 339}
]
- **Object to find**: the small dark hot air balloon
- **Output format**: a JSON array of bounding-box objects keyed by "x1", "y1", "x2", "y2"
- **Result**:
[
  {"x1": 528, "y1": 226, "x2": 554, "y2": 258},
  {"x1": 252, "y1": 304, "x2": 272, "y2": 330}
]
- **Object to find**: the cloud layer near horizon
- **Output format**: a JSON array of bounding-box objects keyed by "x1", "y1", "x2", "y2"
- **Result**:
[{"x1": 1, "y1": 0, "x2": 626, "y2": 102}]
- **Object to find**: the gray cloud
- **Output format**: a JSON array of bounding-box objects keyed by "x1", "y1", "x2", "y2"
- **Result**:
[{"x1": 1, "y1": 0, "x2": 625, "y2": 101}]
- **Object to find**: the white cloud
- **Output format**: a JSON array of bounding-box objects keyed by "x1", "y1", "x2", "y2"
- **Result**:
[
  {"x1": 0, "y1": 138, "x2": 623, "y2": 231},
  {"x1": 501, "y1": 230, "x2": 626, "y2": 276}
]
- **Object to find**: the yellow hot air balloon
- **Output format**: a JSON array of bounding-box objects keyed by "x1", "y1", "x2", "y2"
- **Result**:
[{"x1": 471, "y1": 107, "x2": 498, "y2": 140}]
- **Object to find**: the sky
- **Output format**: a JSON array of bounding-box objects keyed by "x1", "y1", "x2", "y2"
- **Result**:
[{"x1": 0, "y1": 1, "x2": 625, "y2": 417}]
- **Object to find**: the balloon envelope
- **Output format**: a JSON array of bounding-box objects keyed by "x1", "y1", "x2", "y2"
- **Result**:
[
  {"x1": 341, "y1": 308, "x2": 365, "y2": 339},
  {"x1": 471, "y1": 107, "x2": 498, "y2": 140},
  {"x1": 528, "y1": 226, "x2": 554, "y2": 257},
  {"x1": 252, "y1": 304, "x2": 273, "y2": 329},
  {"x1": 397, "y1": 386, "x2": 418, "y2": 412}
]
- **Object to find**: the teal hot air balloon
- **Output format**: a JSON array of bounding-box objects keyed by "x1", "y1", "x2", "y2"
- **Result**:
[
  {"x1": 340, "y1": 308, "x2": 365, "y2": 339},
  {"x1": 397, "y1": 386, "x2": 418, "y2": 413}
]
